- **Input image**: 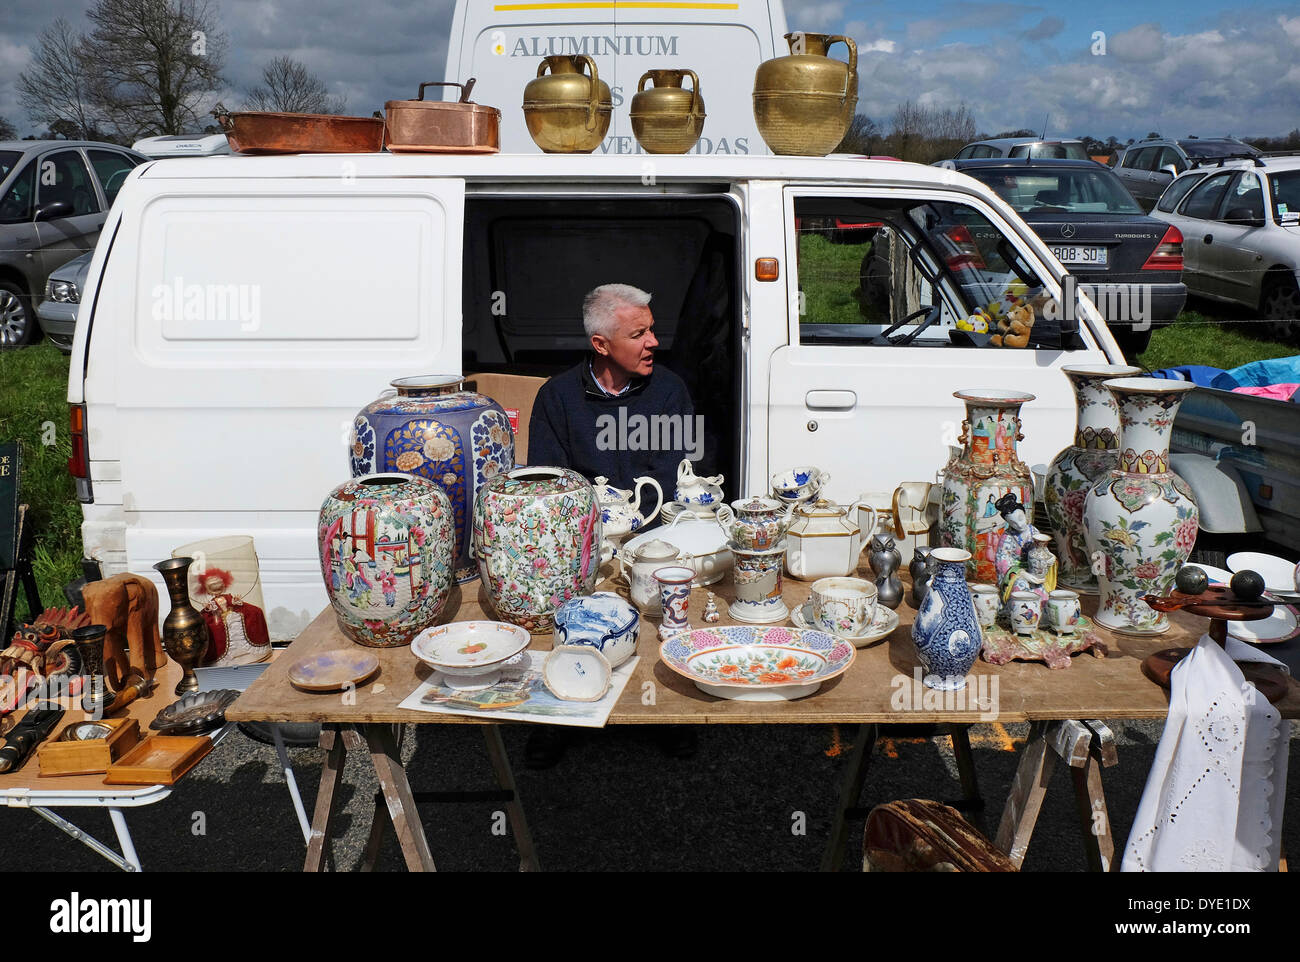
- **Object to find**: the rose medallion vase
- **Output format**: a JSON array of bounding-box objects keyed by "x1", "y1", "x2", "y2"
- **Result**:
[
  {"x1": 910, "y1": 547, "x2": 982, "y2": 690},
  {"x1": 940, "y1": 389, "x2": 1036, "y2": 583},
  {"x1": 318, "y1": 473, "x2": 455, "y2": 648},
  {"x1": 1044, "y1": 364, "x2": 1141, "y2": 594},
  {"x1": 1082, "y1": 378, "x2": 1198, "y2": 635},
  {"x1": 350, "y1": 375, "x2": 515, "y2": 584},
  {"x1": 472, "y1": 466, "x2": 603, "y2": 634}
]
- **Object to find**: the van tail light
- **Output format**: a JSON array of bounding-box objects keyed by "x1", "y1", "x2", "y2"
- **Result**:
[
  {"x1": 1142, "y1": 225, "x2": 1184, "y2": 271},
  {"x1": 941, "y1": 225, "x2": 986, "y2": 271},
  {"x1": 68, "y1": 404, "x2": 93, "y2": 503}
]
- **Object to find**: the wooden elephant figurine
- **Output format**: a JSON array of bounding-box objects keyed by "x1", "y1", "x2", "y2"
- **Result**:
[{"x1": 81, "y1": 574, "x2": 167, "y2": 691}]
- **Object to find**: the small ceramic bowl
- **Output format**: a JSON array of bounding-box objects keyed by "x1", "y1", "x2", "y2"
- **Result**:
[
  {"x1": 411, "y1": 620, "x2": 530, "y2": 691},
  {"x1": 552, "y1": 591, "x2": 639, "y2": 668},
  {"x1": 771, "y1": 466, "x2": 828, "y2": 501},
  {"x1": 543, "y1": 645, "x2": 612, "y2": 701}
]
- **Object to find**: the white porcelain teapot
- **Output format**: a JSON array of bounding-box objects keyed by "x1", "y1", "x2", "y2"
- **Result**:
[
  {"x1": 615, "y1": 537, "x2": 692, "y2": 614},
  {"x1": 784, "y1": 498, "x2": 878, "y2": 580},
  {"x1": 675, "y1": 458, "x2": 725, "y2": 507},
  {"x1": 593, "y1": 475, "x2": 664, "y2": 542}
]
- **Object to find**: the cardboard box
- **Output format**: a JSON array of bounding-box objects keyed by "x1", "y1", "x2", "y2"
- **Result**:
[{"x1": 464, "y1": 372, "x2": 548, "y2": 465}]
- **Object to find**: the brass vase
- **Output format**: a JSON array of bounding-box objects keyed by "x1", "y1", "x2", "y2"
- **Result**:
[
  {"x1": 154, "y1": 557, "x2": 209, "y2": 695},
  {"x1": 522, "y1": 55, "x2": 612, "y2": 153},
  {"x1": 630, "y1": 69, "x2": 706, "y2": 154},
  {"x1": 753, "y1": 32, "x2": 858, "y2": 156}
]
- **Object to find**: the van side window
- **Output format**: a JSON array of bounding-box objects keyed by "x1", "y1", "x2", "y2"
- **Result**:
[
  {"x1": 0, "y1": 160, "x2": 35, "y2": 223},
  {"x1": 795, "y1": 197, "x2": 1062, "y2": 349}
]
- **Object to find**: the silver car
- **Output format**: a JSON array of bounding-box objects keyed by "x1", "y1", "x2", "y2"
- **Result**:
[
  {"x1": 1150, "y1": 155, "x2": 1300, "y2": 338},
  {"x1": 37, "y1": 251, "x2": 91, "y2": 353},
  {"x1": 0, "y1": 140, "x2": 146, "y2": 347},
  {"x1": 1114, "y1": 137, "x2": 1260, "y2": 210}
]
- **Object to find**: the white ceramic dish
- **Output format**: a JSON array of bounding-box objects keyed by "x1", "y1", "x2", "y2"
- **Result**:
[
  {"x1": 1227, "y1": 604, "x2": 1299, "y2": 644},
  {"x1": 1227, "y1": 551, "x2": 1299, "y2": 593},
  {"x1": 792, "y1": 599, "x2": 899, "y2": 647},
  {"x1": 659, "y1": 624, "x2": 854, "y2": 701},
  {"x1": 412, "y1": 620, "x2": 530, "y2": 690},
  {"x1": 623, "y1": 511, "x2": 731, "y2": 586},
  {"x1": 542, "y1": 645, "x2": 612, "y2": 701}
]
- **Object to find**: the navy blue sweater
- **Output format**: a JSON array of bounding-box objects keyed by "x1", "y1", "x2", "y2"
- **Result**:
[{"x1": 527, "y1": 359, "x2": 695, "y2": 498}]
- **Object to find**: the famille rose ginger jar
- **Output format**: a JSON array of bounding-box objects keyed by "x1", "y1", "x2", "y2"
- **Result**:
[
  {"x1": 472, "y1": 466, "x2": 603, "y2": 634},
  {"x1": 318, "y1": 474, "x2": 455, "y2": 648},
  {"x1": 940, "y1": 389, "x2": 1036, "y2": 583},
  {"x1": 1044, "y1": 364, "x2": 1142, "y2": 593},
  {"x1": 1082, "y1": 378, "x2": 1198, "y2": 635},
  {"x1": 350, "y1": 375, "x2": 515, "y2": 585}
]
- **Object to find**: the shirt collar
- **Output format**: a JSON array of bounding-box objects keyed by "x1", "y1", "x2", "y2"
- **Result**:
[{"x1": 585, "y1": 358, "x2": 642, "y2": 398}]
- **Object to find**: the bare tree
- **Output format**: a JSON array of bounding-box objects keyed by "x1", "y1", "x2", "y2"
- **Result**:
[
  {"x1": 81, "y1": 0, "x2": 228, "y2": 138},
  {"x1": 884, "y1": 101, "x2": 977, "y2": 163},
  {"x1": 0, "y1": 116, "x2": 15, "y2": 140},
  {"x1": 834, "y1": 113, "x2": 881, "y2": 155},
  {"x1": 245, "y1": 56, "x2": 347, "y2": 114},
  {"x1": 18, "y1": 19, "x2": 101, "y2": 139}
]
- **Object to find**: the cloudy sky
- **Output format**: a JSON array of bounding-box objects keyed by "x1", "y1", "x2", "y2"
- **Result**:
[{"x1": 1, "y1": 0, "x2": 1297, "y2": 141}]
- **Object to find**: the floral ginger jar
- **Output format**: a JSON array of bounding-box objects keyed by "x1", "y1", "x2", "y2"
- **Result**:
[
  {"x1": 940, "y1": 389, "x2": 1036, "y2": 582},
  {"x1": 473, "y1": 466, "x2": 603, "y2": 634},
  {"x1": 911, "y1": 547, "x2": 982, "y2": 690},
  {"x1": 1044, "y1": 364, "x2": 1141, "y2": 593},
  {"x1": 318, "y1": 474, "x2": 455, "y2": 647},
  {"x1": 1082, "y1": 378, "x2": 1198, "y2": 635},
  {"x1": 350, "y1": 375, "x2": 515, "y2": 585}
]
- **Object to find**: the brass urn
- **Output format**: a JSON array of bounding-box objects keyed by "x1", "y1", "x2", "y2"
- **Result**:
[
  {"x1": 630, "y1": 69, "x2": 706, "y2": 154},
  {"x1": 522, "y1": 55, "x2": 612, "y2": 153},
  {"x1": 154, "y1": 557, "x2": 209, "y2": 695},
  {"x1": 753, "y1": 32, "x2": 858, "y2": 156}
]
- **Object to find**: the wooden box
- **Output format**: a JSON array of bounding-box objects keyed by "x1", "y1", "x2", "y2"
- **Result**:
[
  {"x1": 38, "y1": 717, "x2": 141, "y2": 777},
  {"x1": 103, "y1": 735, "x2": 213, "y2": 785}
]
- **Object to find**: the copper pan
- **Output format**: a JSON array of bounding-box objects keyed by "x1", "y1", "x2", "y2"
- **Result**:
[
  {"x1": 213, "y1": 103, "x2": 385, "y2": 154},
  {"x1": 385, "y1": 80, "x2": 500, "y2": 153}
]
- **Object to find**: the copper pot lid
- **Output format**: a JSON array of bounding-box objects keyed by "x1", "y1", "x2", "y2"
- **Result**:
[{"x1": 386, "y1": 79, "x2": 499, "y2": 115}]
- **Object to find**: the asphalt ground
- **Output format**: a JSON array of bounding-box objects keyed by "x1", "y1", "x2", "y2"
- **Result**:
[{"x1": 2, "y1": 716, "x2": 1295, "y2": 874}]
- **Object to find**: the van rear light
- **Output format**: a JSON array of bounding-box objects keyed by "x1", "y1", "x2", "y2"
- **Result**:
[
  {"x1": 68, "y1": 404, "x2": 93, "y2": 503},
  {"x1": 1142, "y1": 225, "x2": 1184, "y2": 271},
  {"x1": 941, "y1": 225, "x2": 987, "y2": 271}
]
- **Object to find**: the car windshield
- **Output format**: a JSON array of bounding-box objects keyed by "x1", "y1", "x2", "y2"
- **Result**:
[
  {"x1": 0, "y1": 151, "x2": 20, "y2": 180},
  {"x1": 1180, "y1": 140, "x2": 1258, "y2": 158},
  {"x1": 965, "y1": 168, "x2": 1143, "y2": 214},
  {"x1": 1025, "y1": 142, "x2": 1089, "y2": 160},
  {"x1": 1268, "y1": 171, "x2": 1300, "y2": 220}
]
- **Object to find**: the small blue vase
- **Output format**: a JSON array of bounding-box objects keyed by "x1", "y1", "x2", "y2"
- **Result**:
[{"x1": 911, "y1": 547, "x2": 982, "y2": 690}]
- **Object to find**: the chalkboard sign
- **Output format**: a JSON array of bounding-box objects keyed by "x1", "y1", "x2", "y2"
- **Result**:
[{"x1": 0, "y1": 442, "x2": 19, "y2": 572}]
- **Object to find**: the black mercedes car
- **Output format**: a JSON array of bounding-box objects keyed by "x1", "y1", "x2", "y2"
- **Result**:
[{"x1": 945, "y1": 158, "x2": 1186, "y2": 355}]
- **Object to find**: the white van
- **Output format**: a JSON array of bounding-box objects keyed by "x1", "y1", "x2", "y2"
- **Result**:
[
  {"x1": 444, "y1": 0, "x2": 787, "y2": 154},
  {"x1": 130, "y1": 134, "x2": 232, "y2": 159},
  {"x1": 67, "y1": 152, "x2": 1122, "y2": 638}
]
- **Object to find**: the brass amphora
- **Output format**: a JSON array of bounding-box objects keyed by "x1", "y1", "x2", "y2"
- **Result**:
[
  {"x1": 522, "y1": 55, "x2": 612, "y2": 153},
  {"x1": 630, "y1": 69, "x2": 706, "y2": 154},
  {"x1": 753, "y1": 32, "x2": 858, "y2": 156},
  {"x1": 154, "y1": 557, "x2": 209, "y2": 695}
]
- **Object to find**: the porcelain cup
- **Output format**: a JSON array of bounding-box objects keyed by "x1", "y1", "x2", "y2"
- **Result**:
[
  {"x1": 810, "y1": 576, "x2": 877, "y2": 637},
  {"x1": 654, "y1": 565, "x2": 695, "y2": 640},
  {"x1": 970, "y1": 583, "x2": 1000, "y2": 629},
  {"x1": 1043, "y1": 590, "x2": 1081, "y2": 635},
  {"x1": 1009, "y1": 591, "x2": 1042, "y2": 637}
]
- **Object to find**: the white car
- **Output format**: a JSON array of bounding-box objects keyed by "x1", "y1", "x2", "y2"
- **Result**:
[{"x1": 1150, "y1": 155, "x2": 1300, "y2": 338}]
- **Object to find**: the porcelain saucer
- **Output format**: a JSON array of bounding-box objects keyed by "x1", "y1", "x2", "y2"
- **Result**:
[{"x1": 792, "y1": 600, "x2": 898, "y2": 648}]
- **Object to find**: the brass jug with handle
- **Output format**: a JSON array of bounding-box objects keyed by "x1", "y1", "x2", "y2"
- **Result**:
[
  {"x1": 630, "y1": 69, "x2": 706, "y2": 154},
  {"x1": 753, "y1": 32, "x2": 858, "y2": 156},
  {"x1": 522, "y1": 55, "x2": 612, "y2": 153}
]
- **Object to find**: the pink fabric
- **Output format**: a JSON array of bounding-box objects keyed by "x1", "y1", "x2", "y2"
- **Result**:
[{"x1": 1231, "y1": 384, "x2": 1299, "y2": 401}]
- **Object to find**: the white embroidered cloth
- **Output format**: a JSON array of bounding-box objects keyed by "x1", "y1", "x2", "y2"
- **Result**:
[{"x1": 1122, "y1": 635, "x2": 1290, "y2": 872}]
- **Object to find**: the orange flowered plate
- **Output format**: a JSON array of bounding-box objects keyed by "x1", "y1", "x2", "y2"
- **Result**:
[{"x1": 659, "y1": 625, "x2": 855, "y2": 701}]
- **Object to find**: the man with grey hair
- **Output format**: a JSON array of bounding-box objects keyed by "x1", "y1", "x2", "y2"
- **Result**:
[{"x1": 528, "y1": 282, "x2": 695, "y2": 500}]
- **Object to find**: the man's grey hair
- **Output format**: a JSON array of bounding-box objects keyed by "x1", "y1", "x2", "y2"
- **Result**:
[{"x1": 583, "y1": 283, "x2": 652, "y2": 339}]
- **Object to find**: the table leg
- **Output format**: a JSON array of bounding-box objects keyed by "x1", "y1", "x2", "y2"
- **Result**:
[
  {"x1": 364, "y1": 723, "x2": 436, "y2": 872},
  {"x1": 994, "y1": 719, "x2": 1092, "y2": 869},
  {"x1": 271, "y1": 725, "x2": 312, "y2": 845},
  {"x1": 305, "y1": 723, "x2": 347, "y2": 872},
  {"x1": 481, "y1": 726, "x2": 541, "y2": 872},
  {"x1": 1074, "y1": 720, "x2": 1119, "y2": 872},
  {"x1": 31, "y1": 806, "x2": 140, "y2": 872},
  {"x1": 107, "y1": 808, "x2": 142, "y2": 872},
  {"x1": 820, "y1": 723, "x2": 878, "y2": 872}
]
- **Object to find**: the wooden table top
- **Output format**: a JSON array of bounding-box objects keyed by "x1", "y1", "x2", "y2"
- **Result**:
[{"x1": 227, "y1": 570, "x2": 1300, "y2": 726}]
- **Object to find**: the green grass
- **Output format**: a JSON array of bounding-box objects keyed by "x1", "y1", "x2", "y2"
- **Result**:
[
  {"x1": 1136, "y1": 307, "x2": 1297, "y2": 372},
  {"x1": 0, "y1": 342, "x2": 81, "y2": 612},
  {"x1": 797, "y1": 232, "x2": 877, "y2": 324}
]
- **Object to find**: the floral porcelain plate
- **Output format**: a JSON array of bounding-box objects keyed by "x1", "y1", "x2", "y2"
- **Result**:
[
  {"x1": 659, "y1": 625, "x2": 855, "y2": 701},
  {"x1": 791, "y1": 600, "x2": 899, "y2": 648},
  {"x1": 411, "y1": 621, "x2": 531, "y2": 690}
]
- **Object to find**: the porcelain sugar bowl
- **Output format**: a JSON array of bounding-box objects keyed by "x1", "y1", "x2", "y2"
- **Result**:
[
  {"x1": 675, "y1": 458, "x2": 725, "y2": 507},
  {"x1": 593, "y1": 475, "x2": 664, "y2": 548},
  {"x1": 785, "y1": 499, "x2": 877, "y2": 581},
  {"x1": 553, "y1": 591, "x2": 640, "y2": 669}
]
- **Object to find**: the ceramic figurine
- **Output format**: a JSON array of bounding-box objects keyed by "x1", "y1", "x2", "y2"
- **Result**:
[
  {"x1": 318, "y1": 474, "x2": 455, "y2": 647},
  {"x1": 702, "y1": 592, "x2": 721, "y2": 623},
  {"x1": 911, "y1": 548, "x2": 983, "y2": 690},
  {"x1": 993, "y1": 495, "x2": 1054, "y2": 594},
  {"x1": 350, "y1": 375, "x2": 515, "y2": 583},
  {"x1": 1044, "y1": 365, "x2": 1141, "y2": 593},
  {"x1": 1083, "y1": 378, "x2": 1198, "y2": 635},
  {"x1": 675, "y1": 458, "x2": 725, "y2": 507},
  {"x1": 868, "y1": 535, "x2": 903, "y2": 610},
  {"x1": 940, "y1": 389, "x2": 1036, "y2": 582},
  {"x1": 908, "y1": 546, "x2": 933, "y2": 607}
]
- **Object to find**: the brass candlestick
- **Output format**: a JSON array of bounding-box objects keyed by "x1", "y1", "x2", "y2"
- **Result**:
[{"x1": 154, "y1": 557, "x2": 209, "y2": 695}]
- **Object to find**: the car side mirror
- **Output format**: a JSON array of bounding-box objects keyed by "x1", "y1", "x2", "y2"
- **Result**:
[
  {"x1": 1158, "y1": 165, "x2": 1178, "y2": 178},
  {"x1": 34, "y1": 201, "x2": 73, "y2": 222},
  {"x1": 1224, "y1": 207, "x2": 1264, "y2": 228}
]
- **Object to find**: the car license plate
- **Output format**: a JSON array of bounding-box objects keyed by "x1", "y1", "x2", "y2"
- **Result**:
[{"x1": 1050, "y1": 245, "x2": 1107, "y2": 266}]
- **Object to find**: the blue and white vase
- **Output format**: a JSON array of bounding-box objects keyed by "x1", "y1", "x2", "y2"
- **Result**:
[
  {"x1": 911, "y1": 547, "x2": 982, "y2": 690},
  {"x1": 351, "y1": 375, "x2": 515, "y2": 584},
  {"x1": 553, "y1": 591, "x2": 640, "y2": 668}
]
